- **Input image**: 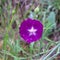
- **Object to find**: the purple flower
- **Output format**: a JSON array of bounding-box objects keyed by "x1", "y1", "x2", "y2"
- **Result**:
[{"x1": 19, "y1": 18, "x2": 43, "y2": 44}]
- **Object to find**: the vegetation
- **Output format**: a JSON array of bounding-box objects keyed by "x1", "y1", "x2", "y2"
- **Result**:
[{"x1": 0, "y1": 0, "x2": 60, "y2": 60}]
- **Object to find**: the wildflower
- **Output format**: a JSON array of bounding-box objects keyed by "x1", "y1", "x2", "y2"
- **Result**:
[{"x1": 19, "y1": 18, "x2": 43, "y2": 44}]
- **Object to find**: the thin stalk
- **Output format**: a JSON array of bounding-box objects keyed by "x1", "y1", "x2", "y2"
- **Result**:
[{"x1": 43, "y1": 43, "x2": 60, "y2": 60}]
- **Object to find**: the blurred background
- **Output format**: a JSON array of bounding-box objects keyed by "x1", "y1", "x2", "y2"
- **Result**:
[{"x1": 0, "y1": 0, "x2": 60, "y2": 60}]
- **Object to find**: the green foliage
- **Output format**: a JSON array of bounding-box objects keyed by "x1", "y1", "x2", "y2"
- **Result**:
[
  {"x1": 1, "y1": 0, "x2": 7, "y2": 4},
  {"x1": 0, "y1": 6, "x2": 3, "y2": 15},
  {"x1": 3, "y1": 33, "x2": 9, "y2": 50},
  {"x1": 7, "y1": 40, "x2": 21, "y2": 56},
  {"x1": 0, "y1": 0, "x2": 60, "y2": 60},
  {"x1": 53, "y1": 0, "x2": 60, "y2": 9}
]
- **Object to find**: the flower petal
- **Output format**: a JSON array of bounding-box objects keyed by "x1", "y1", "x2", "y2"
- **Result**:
[{"x1": 19, "y1": 18, "x2": 43, "y2": 44}]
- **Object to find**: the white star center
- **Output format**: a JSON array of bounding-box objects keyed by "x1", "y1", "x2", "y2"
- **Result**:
[{"x1": 28, "y1": 26, "x2": 37, "y2": 36}]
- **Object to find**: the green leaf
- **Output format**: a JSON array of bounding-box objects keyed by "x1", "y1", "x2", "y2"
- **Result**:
[
  {"x1": 3, "y1": 33, "x2": 9, "y2": 50},
  {"x1": 46, "y1": 11, "x2": 56, "y2": 29}
]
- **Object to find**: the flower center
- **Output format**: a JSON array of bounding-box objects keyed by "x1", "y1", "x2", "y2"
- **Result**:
[{"x1": 28, "y1": 26, "x2": 37, "y2": 36}]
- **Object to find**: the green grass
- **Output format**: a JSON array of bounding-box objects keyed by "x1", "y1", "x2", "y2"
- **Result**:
[{"x1": 0, "y1": 0, "x2": 60, "y2": 60}]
